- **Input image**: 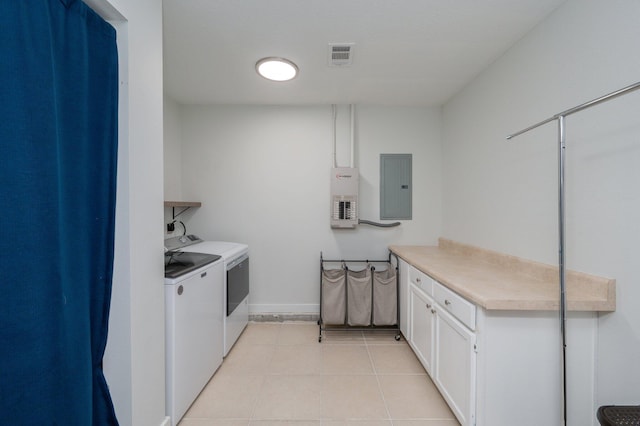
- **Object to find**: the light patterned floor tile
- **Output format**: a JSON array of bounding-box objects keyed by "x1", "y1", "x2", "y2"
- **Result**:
[
  {"x1": 269, "y1": 344, "x2": 322, "y2": 375},
  {"x1": 250, "y1": 422, "x2": 320, "y2": 426},
  {"x1": 236, "y1": 322, "x2": 282, "y2": 346},
  {"x1": 252, "y1": 375, "x2": 322, "y2": 420},
  {"x1": 321, "y1": 375, "x2": 388, "y2": 420},
  {"x1": 377, "y1": 375, "x2": 456, "y2": 420},
  {"x1": 367, "y1": 345, "x2": 426, "y2": 375},
  {"x1": 319, "y1": 330, "x2": 365, "y2": 344},
  {"x1": 278, "y1": 323, "x2": 321, "y2": 345},
  {"x1": 183, "y1": 374, "x2": 264, "y2": 419},
  {"x1": 183, "y1": 322, "x2": 459, "y2": 426},
  {"x1": 362, "y1": 330, "x2": 404, "y2": 344},
  {"x1": 322, "y1": 421, "x2": 392, "y2": 426},
  {"x1": 179, "y1": 420, "x2": 250, "y2": 426},
  {"x1": 218, "y1": 344, "x2": 276, "y2": 375},
  {"x1": 321, "y1": 345, "x2": 374, "y2": 375}
]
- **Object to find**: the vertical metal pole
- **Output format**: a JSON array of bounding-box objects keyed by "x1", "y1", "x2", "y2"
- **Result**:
[
  {"x1": 558, "y1": 115, "x2": 568, "y2": 426},
  {"x1": 505, "y1": 82, "x2": 640, "y2": 425}
]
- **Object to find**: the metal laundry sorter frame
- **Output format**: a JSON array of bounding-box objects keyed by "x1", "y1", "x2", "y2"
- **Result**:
[{"x1": 318, "y1": 252, "x2": 401, "y2": 342}]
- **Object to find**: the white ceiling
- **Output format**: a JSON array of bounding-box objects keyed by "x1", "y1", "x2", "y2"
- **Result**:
[{"x1": 163, "y1": 0, "x2": 566, "y2": 106}]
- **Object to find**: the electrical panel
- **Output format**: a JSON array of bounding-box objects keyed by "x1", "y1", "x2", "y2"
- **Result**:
[
  {"x1": 380, "y1": 154, "x2": 412, "y2": 219},
  {"x1": 330, "y1": 167, "x2": 358, "y2": 228}
]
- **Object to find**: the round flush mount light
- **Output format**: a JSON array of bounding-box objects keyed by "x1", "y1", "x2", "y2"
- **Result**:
[{"x1": 255, "y1": 57, "x2": 298, "y2": 82}]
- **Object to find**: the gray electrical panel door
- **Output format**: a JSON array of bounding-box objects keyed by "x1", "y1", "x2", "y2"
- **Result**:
[{"x1": 380, "y1": 154, "x2": 412, "y2": 220}]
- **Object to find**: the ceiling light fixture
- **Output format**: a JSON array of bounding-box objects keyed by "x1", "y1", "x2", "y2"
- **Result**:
[{"x1": 255, "y1": 57, "x2": 298, "y2": 82}]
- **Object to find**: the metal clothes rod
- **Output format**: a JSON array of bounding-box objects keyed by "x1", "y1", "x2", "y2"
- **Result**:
[
  {"x1": 506, "y1": 80, "x2": 640, "y2": 426},
  {"x1": 507, "y1": 80, "x2": 640, "y2": 139}
]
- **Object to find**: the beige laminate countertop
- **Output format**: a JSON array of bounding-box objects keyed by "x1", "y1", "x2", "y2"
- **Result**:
[{"x1": 390, "y1": 239, "x2": 615, "y2": 312}]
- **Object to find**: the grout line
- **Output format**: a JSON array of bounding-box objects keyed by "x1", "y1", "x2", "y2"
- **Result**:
[
  {"x1": 247, "y1": 323, "x2": 281, "y2": 421},
  {"x1": 365, "y1": 337, "x2": 394, "y2": 423}
]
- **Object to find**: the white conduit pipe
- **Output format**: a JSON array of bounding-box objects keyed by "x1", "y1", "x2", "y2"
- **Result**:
[
  {"x1": 332, "y1": 104, "x2": 337, "y2": 168},
  {"x1": 350, "y1": 104, "x2": 355, "y2": 168}
]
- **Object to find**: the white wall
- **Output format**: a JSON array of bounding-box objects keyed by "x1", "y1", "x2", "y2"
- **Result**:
[
  {"x1": 442, "y1": 0, "x2": 640, "y2": 414},
  {"x1": 173, "y1": 104, "x2": 441, "y2": 313},
  {"x1": 97, "y1": 0, "x2": 167, "y2": 425},
  {"x1": 163, "y1": 95, "x2": 188, "y2": 238},
  {"x1": 164, "y1": 95, "x2": 183, "y2": 201}
]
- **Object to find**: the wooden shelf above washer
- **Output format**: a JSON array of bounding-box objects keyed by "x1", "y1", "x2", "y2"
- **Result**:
[{"x1": 164, "y1": 201, "x2": 201, "y2": 220}]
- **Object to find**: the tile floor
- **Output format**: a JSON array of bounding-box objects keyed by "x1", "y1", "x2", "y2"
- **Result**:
[{"x1": 180, "y1": 321, "x2": 459, "y2": 426}]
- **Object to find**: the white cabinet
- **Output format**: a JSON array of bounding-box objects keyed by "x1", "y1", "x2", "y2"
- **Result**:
[
  {"x1": 409, "y1": 283, "x2": 436, "y2": 374},
  {"x1": 402, "y1": 264, "x2": 598, "y2": 426},
  {"x1": 434, "y1": 304, "x2": 476, "y2": 426},
  {"x1": 406, "y1": 265, "x2": 476, "y2": 426}
]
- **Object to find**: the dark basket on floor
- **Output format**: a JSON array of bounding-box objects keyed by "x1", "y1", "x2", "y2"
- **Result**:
[{"x1": 597, "y1": 405, "x2": 640, "y2": 426}]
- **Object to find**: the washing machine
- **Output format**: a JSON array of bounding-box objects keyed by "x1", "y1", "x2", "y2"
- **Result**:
[
  {"x1": 165, "y1": 235, "x2": 249, "y2": 356},
  {"x1": 164, "y1": 249, "x2": 224, "y2": 425}
]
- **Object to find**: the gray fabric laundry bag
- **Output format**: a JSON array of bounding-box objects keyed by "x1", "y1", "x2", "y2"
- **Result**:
[
  {"x1": 347, "y1": 268, "x2": 372, "y2": 326},
  {"x1": 373, "y1": 267, "x2": 397, "y2": 326},
  {"x1": 321, "y1": 268, "x2": 346, "y2": 325}
]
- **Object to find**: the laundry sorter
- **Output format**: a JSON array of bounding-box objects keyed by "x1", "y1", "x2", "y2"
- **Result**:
[{"x1": 318, "y1": 252, "x2": 400, "y2": 342}]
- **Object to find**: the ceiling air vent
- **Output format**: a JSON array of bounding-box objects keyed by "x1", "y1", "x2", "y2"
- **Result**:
[{"x1": 328, "y1": 43, "x2": 354, "y2": 67}]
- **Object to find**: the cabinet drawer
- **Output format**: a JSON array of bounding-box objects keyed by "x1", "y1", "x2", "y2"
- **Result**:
[
  {"x1": 434, "y1": 282, "x2": 476, "y2": 331},
  {"x1": 409, "y1": 266, "x2": 433, "y2": 296}
]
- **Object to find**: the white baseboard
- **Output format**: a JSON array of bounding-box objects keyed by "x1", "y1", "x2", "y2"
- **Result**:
[
  {"x1": 249, "y1": 303, "x2": 319, "y2": 314},
  {"x1": 250, "y1": 312, "x2": 319, "y2": 322}
]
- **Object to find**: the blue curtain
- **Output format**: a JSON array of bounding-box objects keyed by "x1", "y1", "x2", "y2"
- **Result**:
[{"x1": 0, "y1": 1, "x2": 119, "y2": 424}]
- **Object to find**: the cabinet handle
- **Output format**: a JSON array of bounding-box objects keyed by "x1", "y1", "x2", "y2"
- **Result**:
[
  {"x1": 416, "y1": 277, "x2": 421, "y2": 283},
  {"x1": 431, "y1": 308, "x2": 436, "y2": 314},
  {"x1": 426, "y1": 303, "x2": 431, "y2": 309},
  {"x1": 445, "y1": 299, "x2": 452, "y2": 306}
]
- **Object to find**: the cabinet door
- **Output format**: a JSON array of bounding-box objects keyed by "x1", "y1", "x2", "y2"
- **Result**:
[
  {"x1": 435, "y1": 306, "x2": 476, "y2": 426},
  {"x1": 409, "y1": 283, "x2": 435, "y2": 375}
]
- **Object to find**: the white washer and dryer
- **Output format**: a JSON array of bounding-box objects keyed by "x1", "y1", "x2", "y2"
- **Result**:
[{"x1": 166, "y1": 234, "x2": 249, "y2": 356}]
